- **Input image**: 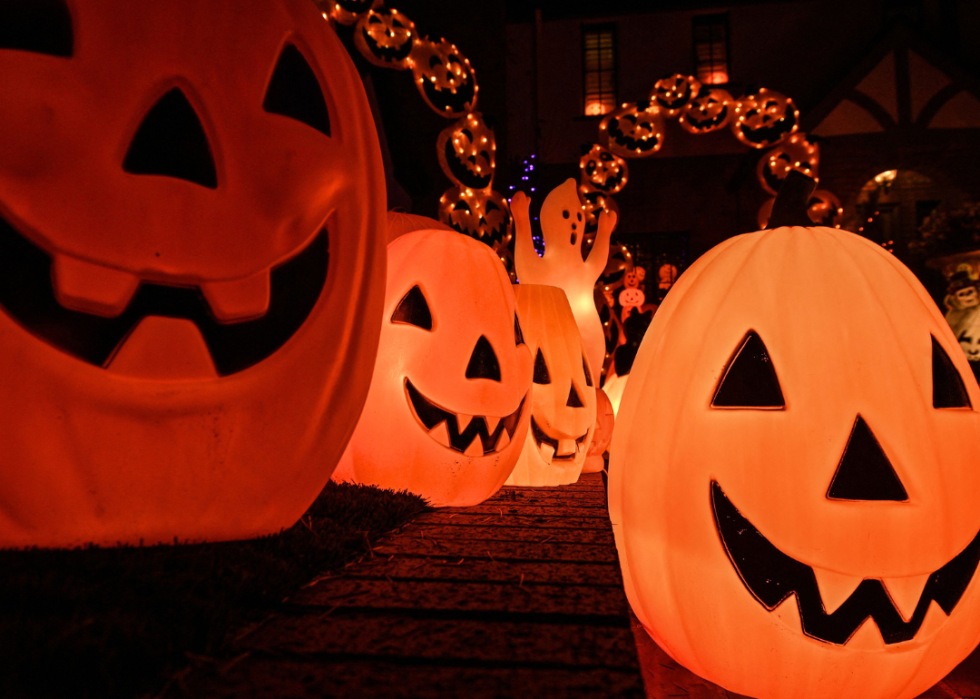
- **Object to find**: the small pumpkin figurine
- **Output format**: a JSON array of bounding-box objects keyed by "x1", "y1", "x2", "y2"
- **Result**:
[
  {"x1": 600, "y1": 101, "x2": 665, "y2": 158},
  {"x1": 337, "y1": 230, "x2": 533, "y2": 507},
  {"x1": 0, "y1": 0, "x2": 387, "y2": 548},
  {"x1": 436, "y1": 111, "x2": 496, "y2": 191},
  {"x1": 506, "y1": 285, "x2": 596, "y2": 487},
  {"x1": 579, "y1": 143, "x2": 628, "y2": 195},
  {"x1": 731, "y1": 87, "x2": 799, "y2": 149},
  {"x1": 410, "y1": 36, "x2": 478, "y2": 118},
  {"x1": 610, "y1": 172, "x2": 980, "y2": 699},
  {"x1": 353, "y1": 7, "x2": 416, "y2": 70},
  {"x1": 650, "y1": 73, "x2": 702, "y2": 117},
  {"x1": 679, "y1": 86, "x2": 734, "y2": 134}
]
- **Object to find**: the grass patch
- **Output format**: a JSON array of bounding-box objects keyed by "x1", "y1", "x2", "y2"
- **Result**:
[{"x1": 0, "y1": 481, "x2": 429, "y2": 699}]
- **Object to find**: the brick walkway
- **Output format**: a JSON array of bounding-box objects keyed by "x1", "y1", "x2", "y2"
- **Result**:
[{"x1": 169, "y1": 472, "x2": 646, "y2": 698}]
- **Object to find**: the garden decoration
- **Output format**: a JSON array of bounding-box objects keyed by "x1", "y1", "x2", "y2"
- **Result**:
[
  {"x1": 651, "y1": 73, "x2": 701, "y2": 117},
  {"x1": 578, "y1": 144, "x2": 628, "y2": 195},
  {"x1": 609, "y1": 172, "x2": 980, "y2": 699},
  {"x1": 352, "y1": 6, "x2": 415, "y2": 70},
  {"x1": 808, "y1": 189, "x2": 844, "y2": 228},
  {"x1": 942, "y1": 270, "x2": 980, "y2": 349},
  {"x1": 409, "y1": 36, "x2": 477, "y2": 118},
  {"x1": 436, "y1": 111, "x2": 496, "y2": 191},
  {"x1": 756, "y1": 132, "x2": 819, "y2": 196},
  {"x1": 731, "y1": 87, "x2": 799, "y2": 149},
  {"x1": 618, "y1": 268, "x2": 646, "y2": 321},
  {"x1": 679, "y1": 86, "x2": 733, "y2": 134},
  {"x1": 599, "y1": 101, "x2": 665, "y2": 158},
  {"x1": 0, "y1": 0, "x2": 386, "y2": 548},
  {"x1": 506, "y1": 284, "x2": 596, "y2": 487},
  {"x1": 512, "y1": 179, "x2": 616, "y2": 380},
  {"x1": 336, "y1": 230, "x2": 532, "y2": 507},
  {"x1": 582, "y1": 387, "x2": 615, "y2": 474}
]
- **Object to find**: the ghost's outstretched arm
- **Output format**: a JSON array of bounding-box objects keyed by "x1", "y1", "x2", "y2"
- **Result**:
[
  {"x1": 586, "y1": 209, "x2": 617, "y2": 282},
  {"x1": 512, "y1": 191, "x2": 541, "y2": 281}
]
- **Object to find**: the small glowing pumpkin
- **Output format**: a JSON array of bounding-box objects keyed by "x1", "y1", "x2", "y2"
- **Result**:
[
  {"x1": 600, "y1": 101, "x2": 665, "y2": 158},
  {"x1": 679, "y1": 86, "x2": 733, "y2": 134},
  {"x1": 0, "y1": 0, "x2": 386, "y2": 547},
  {"x1": 410, "y1": 37, "x2": 477, "y2": 118},
  {"x1": 506, "y1": 285, "x2": 596, "y2": 486},
  {"x1": 436, "y1": 111, "x2": 496, "y2": 191},
  {"x1": 438, "y1": 186, "x2": 513, "y2": 249},
  {"x1": 650, "y1": 73, "x2": 702, "y2": 117},
  {"x1": 579, "y1": 144, "x2": 628, "y2": 195},
  {"x1": 338, "y1": 230, "x2": 532, "y2": 507},
  {"x1": 353, "y1": 7, "x2": 416, "y2": 70},
  {"x1": 609, "y1": 172, "x2": 980, "y2": 699},
  {"x1": 731, "y1": 87, "x2": 799, "y2": 149}
]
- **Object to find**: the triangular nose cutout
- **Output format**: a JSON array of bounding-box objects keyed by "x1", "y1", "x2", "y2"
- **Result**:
[
  {"x1": 465, "y1": 335, "x2": 501, "y2": 381},
  {"x1": 123, "y1": 88, "x2": 217, "y2": 188},
  {"x1": 566, "y1": 383, "x2": 585, "y2": 408},
  {"x1": 827, "y1": 416, "x2": 908, "y2": 501}
]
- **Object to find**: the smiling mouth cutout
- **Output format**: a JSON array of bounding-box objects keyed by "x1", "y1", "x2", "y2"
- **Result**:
[
  {"x1": 0, "y1": 211, "x2": 328, "y2": 376},
  {"x1": 712, "y1": 480, "x2": 980, "y2": 645},
  {"x1": 405, "y1": 379, "x2": 526, "y2": 457},
  {"x1": 530, "y1": 415, "x2": 589, "y2": 463}
]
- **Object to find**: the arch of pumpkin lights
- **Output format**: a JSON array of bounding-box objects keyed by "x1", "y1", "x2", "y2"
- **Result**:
[{"x1": 315, "y1": 0, "x2": 520, "y2": 276}]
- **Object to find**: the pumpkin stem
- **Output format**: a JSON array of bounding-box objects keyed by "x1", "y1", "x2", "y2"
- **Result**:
[{"x1": 766, "y1": 170, "x2": 816, "y2": 229}]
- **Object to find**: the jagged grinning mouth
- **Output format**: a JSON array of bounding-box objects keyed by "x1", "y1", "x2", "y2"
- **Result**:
[
  {"x1": 530, "y1": 415, "x2": 589, "y2": 462},
  {"x1": 711, "y1": 480, "x2": 980, "y2": 645},
  {"x1": 739, "y1": 108, "x2": 797, "y2": 145},
  {"x1": 689, "y1": 105, "x2": 728, "y2": 130},
  {"x1": 423, "y1": 74, "x2": 475, "y2": 112},
  {"x1": 405, "y1": 379, "x2": 526, "y2": 456},
  {"x1": 0, "y1": 210, "x2": 327, "y2": 376}
]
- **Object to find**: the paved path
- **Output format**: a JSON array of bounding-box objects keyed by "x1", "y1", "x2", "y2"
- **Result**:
[{"x1": 169, "y1": 472, "x2": 646, "y2": 698}]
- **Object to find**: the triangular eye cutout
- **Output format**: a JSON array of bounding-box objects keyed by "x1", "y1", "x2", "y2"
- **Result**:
[
  {"x1": 533, "y1": 348, "x2": 551, "y2": 385},
  {"x1": 390, "y1": 285, "x2": 432, "y2": 330},
  {"x1": 932, "y1": 336, "x2": 972, "y2": 409},
  {"x1": 712, "y1": 331, "x2": 785, "y2": 409},
  {"x1": 123, "y1": 88, "x2": 217, "y2": 189},
  {"x1": 583, "y1": 356, "x2": 593, "y2": 387},
  {"x1": 514, "y1": 313, "x2": 524, "y2": 346},
  {"x1": 0, "y1": 0, "x2": 73, "y2": 56},
  {"x1": 566, "y1": 383, "x2": 585, "y2": 407},
  {"x1": 263, "y1": 44, "x2": 331, "y2": 136},
  {"x1": 828, "y1": 416, "x2": 908, "y2": 501},
  {"x1": 465, "y1": 336, "x2": 501, "y2": 381}
]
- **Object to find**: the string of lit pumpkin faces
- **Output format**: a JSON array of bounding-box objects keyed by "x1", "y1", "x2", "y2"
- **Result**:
[{"x1": 314, "y1": 0, "x2": 518, "y2": 276}]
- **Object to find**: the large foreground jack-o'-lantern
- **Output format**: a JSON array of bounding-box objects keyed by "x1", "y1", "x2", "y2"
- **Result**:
[
  {"x1": 506, "y1": 285, "x2": 596, "y2": 487},
  {"x1": 608, "y1": 172, "x2": 980, "y2": 699},
  {"x1": 0, "y1": 0, "x2": 386, "y2": 548},
  {"x1": 513, "y1": 179, "x2": 616, "y2": 382},
  {"x1": 336, "y1": 230, "x2": 532, "y2": 507}
]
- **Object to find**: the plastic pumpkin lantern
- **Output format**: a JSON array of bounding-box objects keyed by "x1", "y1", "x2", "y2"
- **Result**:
[
  {"x1": 808, "y1": 189, "x2": 843, "y2": 228},
  {"x1": 757, "y1": 132, "x2": 820, "y2": 195},
  {"x1": 436, "y1": 111, "x2": 496, "y2": 191},
  {"x1": 679, "y1": 86, "x2": 733, "y2": 134},
  {"x1": 579, "y1": 144, "x2": 628, "y2": 195},
  {"x1": 0, "y1": 0, "x2": 386, "y2": 548},
  {"x1": 410, "y1": 36, "x2": 477, "y2": 118},
  {"x1": 386, "y1": 210, "x2": 453, "y2": 244},
  {"x1": 353, "y1": 7, "x2": 416, "y2": 70},
  {"x1": 599, "y1": 100, "x2": 665, "y2": 158},
  {"x1": 650, "y1": 73, "x2": 701, "y2": 117},
  {"x1": 506, "y1": 285, "x2": 596, "y2": 487},
  {"x1": 512, "y1": 179, "x2": 617, "y2": 382},
  {"x1": 579, "y1": 185, "x2": 620, "y2": 233},
  {"x1": 337, "y1": 230, "x2": 532, "y2": 507},
  {"x1": 438, "y1": 186, "x2": 513, "y2": 248},
  {"x1": 731, "y1": 87, "x2": 799, "y2": 149},
  {"x1": 609, "y1": 172, "x2": 980, "y2": 699},
  {"x1": 582, "y1": 388, "x2": 615, "y2": 474}
]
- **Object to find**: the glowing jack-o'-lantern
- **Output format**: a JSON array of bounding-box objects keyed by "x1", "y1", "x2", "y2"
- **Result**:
[
  {"x1": 579, "y1": 144, "x2": 628, "y2": 195},
  {"x1": 337, "y1": 230, "x2": 532, "y2": 507},
  {"x1": 513, "y1": 179, "x2": 617, "y2": 380},
  {"x1": 808, "y1": 189, "x2": 843, "y2": 228},
  {"x1": 319, "y1": 0, "x2": 381, "y2": 26},
  {"x1": 506, "y1": 285, "x2": 596, "y2": 486},
  {"x1": 731, "y1": 87, "x2": 799, "y2": 149},
  {"x1": 679, "y1": 86, "x2": 733, "y2": 134},
  {"x1": 582, "y1": 387, "x2": 615, "y2": 474},
  {"x1": 650, "y1": 73, "x2": 702, "y2": 117},
  {"x1": 410, "y1": 37, "x2": 478, "y2": 118},
  {"x1": 757, "y1": 132, "x2": 819, "y2": 195},
  {"x1": 386, "y1": 211, "x2": 452, "y2": 244},
  {"x1": 600, "y1": 101, "x2": 665, "y2": 158},
  {"x1": 439, "y1": 186, "x2": 513, "y2": 248},
  {"x1": 609, "y1": 172, "x2": 980, "y2": 699},
  {"x1": 0, "y1": 0, "x2": 386, "y2": 548},
  {"x1": 579, "y1": 185, "x2": 620, "y2": 233},
  {"x1": 436, "y1": 111, "x2": 496, "y2": 191},
  {"x1": 353, "y1": 7, "x2": 416, "y2": 70}
]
